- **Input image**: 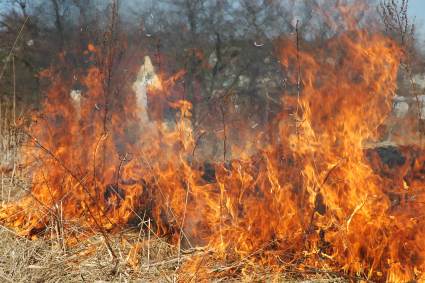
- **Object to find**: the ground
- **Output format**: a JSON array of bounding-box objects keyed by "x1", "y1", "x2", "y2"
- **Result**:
[{"x1": 0, "y1": 174, "x2": 349, "y2": 282}]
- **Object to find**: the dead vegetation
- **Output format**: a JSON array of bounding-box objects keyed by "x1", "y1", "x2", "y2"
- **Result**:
[
  {"x1": 0, "y1": 172, "x2": 351, "y2": 282},
  {"x1": 2, "y1": 1, "x2": 425, "y2": 282},
  {"x1": 0, "y1": 223, "x2": 177, "y2": 282},
  {"x1": 0, "y1": 119, "x2": 350, "y2": 281}
]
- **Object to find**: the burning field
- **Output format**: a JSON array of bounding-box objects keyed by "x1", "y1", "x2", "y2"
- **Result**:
[{"x1": 1, "y1": 0, "x2": 425, "y2": 282}]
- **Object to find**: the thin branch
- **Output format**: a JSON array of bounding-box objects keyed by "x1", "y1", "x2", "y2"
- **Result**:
[
  {"x1": 0, "y1": 16, "x2": 29, "y2": 83},
  {"x1": 22, "y1": 131, "x2": 118, "y2": 258}
]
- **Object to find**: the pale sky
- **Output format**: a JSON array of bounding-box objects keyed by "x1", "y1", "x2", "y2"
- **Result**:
[
  {"x1": 408, "y1": 0, "x2": 425, "y2": 41},
  {"x1": 0, "y1": 0, "x2": 423, "y2": 42}
]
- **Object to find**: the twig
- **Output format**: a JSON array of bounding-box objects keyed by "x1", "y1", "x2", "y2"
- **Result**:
[
  {"x1": 346, "y1": 197, "x2": 367, "y2": 232},
  {"x1": 178, "y1": 179, "x2": 192, "y2": 265},
  {"x1": 115, "y1": 152, "x2": 131, "y2": 186},
  {"x1": 12, "y1": 55, "x2": 16, "y2": 126},
  {"x1": 306, "y1": 160, "x2": 343, "y2": 234},
  {"x1": 219, "y1": 103, "x2": 227, "y2": 162},
  {"x1": 142, "y1": 248, "x2": 206, "y2": 269},
  {"x1": 0, "y1": 224, "x2": 30, "y2": 241},
  {"x1": 0, "y1": 16, "x2": 29, "y2": 83},
  {"x1": 22, "y1": 131, "x2": 117, "y2": 259},
  {"x1": 191, "y1": 131, "x2": 206, "y2": 162},
  {"x1": 295, "y1": 19, "x2": 303, "y2": 137},
  {"x1": 138, "y1": 151, "x2": 194, "y2": 246},
  {"x1": 147, "y1": 218, "x2": 151, "y2": 269},
  {"x1": 0, "y1": 271, "x2": 13, "y2": 283},
  {"x1": 93, "y1": 133, "x2": 108, "y2": 201},
  {"x1": 208, "y1": 240, "x2": 278, "y2": 273}
]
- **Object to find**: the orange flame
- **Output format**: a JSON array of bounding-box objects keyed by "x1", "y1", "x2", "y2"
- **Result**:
[{"x1": 2, "y1": 7, "x2": 425, "y2": 283}]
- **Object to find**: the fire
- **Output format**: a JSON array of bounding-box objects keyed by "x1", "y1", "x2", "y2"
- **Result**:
[{"x1": 1, "y1": 4, "x2": 425, "y2": 282}]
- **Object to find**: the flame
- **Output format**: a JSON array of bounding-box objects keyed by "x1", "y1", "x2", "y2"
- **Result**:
[{"x1": 1, "y1": 6, "x2": 425, "y2": 283}]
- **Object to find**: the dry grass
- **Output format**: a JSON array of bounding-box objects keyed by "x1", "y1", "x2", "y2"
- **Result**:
[
  {"x1": 0, "y1": 171, "x2": 351, "y2": 283},
  {"x1": 0, "y1": 116, "x2": 347, "y2": 282},
  {"x1": 0, "y1": 226, "x2": 347, "y2": 282},
  {"x1": 0, "y1": 226, "x2": 178, "y2": 282},
  {"x1": 0, "y1": 173, "x2": 180, "y2": 282},
  {"x1": 0, "y1": 176, "x2": 348, "y2": 282}
]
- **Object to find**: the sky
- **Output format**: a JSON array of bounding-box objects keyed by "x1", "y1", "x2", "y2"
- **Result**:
[
  {"x1": 408, "y1": 0, "x2": 425, "y2": 41},
  {"x1": 0, "y1": 0, "x2": 424, "y2": 41}
]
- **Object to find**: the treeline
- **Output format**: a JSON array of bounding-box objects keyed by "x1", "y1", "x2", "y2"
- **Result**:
[{"x1": 0, "y1": 0, "x2": 423, "y2": 128}]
